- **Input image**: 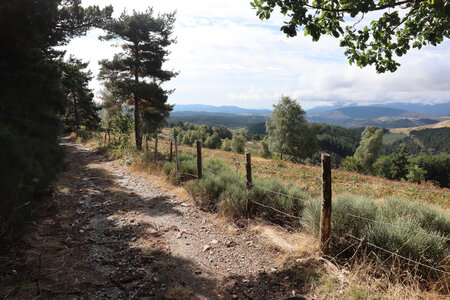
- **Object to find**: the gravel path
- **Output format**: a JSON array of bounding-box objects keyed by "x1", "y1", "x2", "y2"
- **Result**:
[{"x1": 0, "y1": 139, "x2": 308, "y2": 299}]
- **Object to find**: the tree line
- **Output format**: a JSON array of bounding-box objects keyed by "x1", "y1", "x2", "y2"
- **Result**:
[
  {"x1": 170, "y1": 97, "x2": 449, "y2": 188},
  {"x1": 0, "y1": 1, "x2": 176, "y2": 238}
]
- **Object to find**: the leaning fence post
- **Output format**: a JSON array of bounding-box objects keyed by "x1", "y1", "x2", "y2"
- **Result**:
[
  {"x1": 320, "y1": 153, "x2": 332, "y2": 255},
  {"x1": 197, "y1": 140, "x2": 202, "y2": 180},
  {"x1": 154, "y1": 136, "x2": 159, "y2": 163},
  {"x1": 169, "y1": 141, "x2": 173, "y2": 162},
  {"x1": 245, "y1": 152, "x2": 253, "y2": 218},
  {"x1": 175, "y1": 139, "x2": 180, "y2": 172}
]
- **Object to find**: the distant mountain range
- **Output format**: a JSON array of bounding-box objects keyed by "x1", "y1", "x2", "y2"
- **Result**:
[
  {"x1": 173, "y1": 104, "x2": 271, "y2": 115},
  {"x1": 169, "y1": 102, "x2": 450, "y2": 129},
  {"x1": 305, "y1": 102, "x2": 450, "y2": 116},
  {"x1": 306, "y1": 106, "x2": 443, "y2": 128}
]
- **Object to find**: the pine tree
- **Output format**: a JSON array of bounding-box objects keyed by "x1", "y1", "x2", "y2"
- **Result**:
[
  {"x1": 62, "y1": 56, "x2": 100, "y2": 136},
  {"x1": 390, "y1": 146, "x2": 409, "y2": 180},
  {"x1": 0, "y1": 0, "x2": 112, "y2": 237},
  {"x1": 99, "y1": 8, "x2": 177, "y2": 150}
]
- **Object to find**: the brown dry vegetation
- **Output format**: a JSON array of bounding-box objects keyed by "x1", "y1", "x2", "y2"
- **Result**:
[{"x1": 389, "y1": 119, "x2": 450, "y2": 135}]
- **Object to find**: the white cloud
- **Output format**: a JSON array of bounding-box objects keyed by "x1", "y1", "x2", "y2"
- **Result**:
[{"x1": 61, "y1": 0, "x2": 450, "y2": 108}]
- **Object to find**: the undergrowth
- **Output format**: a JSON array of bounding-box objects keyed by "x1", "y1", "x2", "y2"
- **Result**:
[
  {"x1": 90, "y1": 136, "x2": 450, "y2": 292},
  {"x1": 185, "y1": 158, "x2": 310, "y2": 223},
  {"x1": 303, "y1": 193, "x2": 450, "y2": 279}
]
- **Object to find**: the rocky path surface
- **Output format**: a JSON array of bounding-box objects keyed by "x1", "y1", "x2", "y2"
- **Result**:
[{"x1": 1, "y1": 140, "x2": 307, "y2": 299}]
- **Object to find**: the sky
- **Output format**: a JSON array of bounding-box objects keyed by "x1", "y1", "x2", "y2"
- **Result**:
[{"x1": 63, "y1": 0, "x2": 450, "y2": 110}]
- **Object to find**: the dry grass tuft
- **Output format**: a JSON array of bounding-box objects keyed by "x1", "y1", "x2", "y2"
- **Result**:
[
  {"x1": 128, "y1": 159, "x2": 193, "y2": 204},
  {"x1": 164, "y1": 284, "x2": 194, "y2": 300},
  {"x1": 250, "y1": 223, "x2": 318, "y2": 257}
]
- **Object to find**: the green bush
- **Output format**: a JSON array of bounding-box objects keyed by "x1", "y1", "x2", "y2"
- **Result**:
[
  {"x1": 217, "y1": 183, "x2": 247, "y2": 218},
  {"x1": 341, "y1": 156, "x2": 363, "y2": 173},
  {"x1": 185, "y1": 158, "x2": 309, "y2": 222},
  {"x1": 374, "y1": 154, "x2": 396, "y2": 180},
  {"x1": 259, "y1": 138, "x2": 272, "y2": 158},
  {"x1": 232, "y1": 134, "x2": 246, "y2": 154},
  {"x1": 185, "y1": 158, "x2": 245, "y2": 209},
  {"x1": 204, "y1": 132, "x2": 222, "y2": 149},
  {"x1": 162, "y1": 153, "x2": 197, "y2": 185},
  {"x1": 222, "y1": 138, "x2": 232, "y2": 151},
  {"x1": 248, "y1": 177, "x2": 308, "y2": 222},
  {"x1": 406, "y1": 165, "x2": 427, "y2": 183}
]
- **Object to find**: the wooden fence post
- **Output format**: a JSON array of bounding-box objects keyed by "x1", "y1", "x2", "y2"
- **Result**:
[
  {"x1": 197, "y1": 140, "x2": 202, "y2": 180},
  {"x1": 245, "y1": 152, "x2": 253, "y2": 218},
  {"x1": 320, "y1": 153, "x2": 332, "y2": 255},
  {"x1": 175, "y1": 139, "x2": 180, "y2": 172},
  {"x1": 154, "y1": 136, "x2": 158, "y2": 163},
  {"x1": 169, "y1": 141, "x2": 173, "y2": 162}
]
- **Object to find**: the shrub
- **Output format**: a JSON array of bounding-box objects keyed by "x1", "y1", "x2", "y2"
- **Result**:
[
  {"x1": 259, "y1": 138, "x2": 272, "y2": 158},
  {"x1": 217, "y1": 182, "x2": 247, "y2": 218},
  {"x1": 185, "y1": 158, "x2": 309, "y2": 222},
  {"x1": 303, "y1": 194, "x2": 449, "y2": 272},
  {"x1": 222, "y1": 138, "x2": 232, "y2": 151},
  {"x1": 162, "y1": 153, "x2": 197, "y2": 185},
  {"x1": 341, "y1": 156, "x2": 363, "y2": 173},
  {"x1": 373, "y1": 154, "x2": 395, "y2": 179},
  {"x1": 248, "y1": 177, "x2": 308, "y2": 222},
  {"x1": 231, "y1": 134, "x2": 246, "y2": 154},
  {"x1": 185, "y1": 158, "x2": 245, "y2": 210},
  {"x1": 406, "y1": 165, "x2": 427, "y2": 183},
  {"x1": 204, "y1": 133, "x2": 221, "y2": 149}
]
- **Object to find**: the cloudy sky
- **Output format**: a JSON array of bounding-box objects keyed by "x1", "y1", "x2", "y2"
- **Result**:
[{"x1": 64, "y1": 0, "x2": 450, "y2": 109}]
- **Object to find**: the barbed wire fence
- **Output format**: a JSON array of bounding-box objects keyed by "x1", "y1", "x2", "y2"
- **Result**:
[{"x1": 137, "y1": 136, "x2": 449, "y2": 276}]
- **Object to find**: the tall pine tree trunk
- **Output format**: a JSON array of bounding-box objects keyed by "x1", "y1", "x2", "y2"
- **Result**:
[
  {"x1": 134, "y1": 96, "x2": 141, "y2": 150},
  {"x1": 134, "y1": 65, "x2": 142, "y2": 150},
  {"x1": 72, "y1": 92, "x2": 79, "y2": 138},
  {"x1": 154, "y1": 135, "x2": 158, "y2": 162}
]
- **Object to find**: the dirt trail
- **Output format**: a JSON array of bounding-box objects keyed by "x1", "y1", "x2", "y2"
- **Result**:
[{"x1": 0, "y1": 139, "x2": 309, "y2": 299}]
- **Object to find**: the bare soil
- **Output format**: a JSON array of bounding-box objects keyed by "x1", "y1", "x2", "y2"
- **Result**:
[{"x1": 0, "y1": 139, "x2": 309, "y2": 299}]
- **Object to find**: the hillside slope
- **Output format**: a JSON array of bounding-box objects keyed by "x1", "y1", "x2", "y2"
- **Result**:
[{"x1": 389, "y1": 119, "x2": 450, "y2": 135}]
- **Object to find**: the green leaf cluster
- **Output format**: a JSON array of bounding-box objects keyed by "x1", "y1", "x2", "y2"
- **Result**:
[{"x1": 251, "y1": 0, "x2": 450, "y2": 72}]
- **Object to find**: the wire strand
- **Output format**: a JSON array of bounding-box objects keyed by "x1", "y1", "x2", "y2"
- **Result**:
[
  {"x1": 346, "y1": 233, "x2": 450, "y2": 275},
  {"x1": 251, "y1": 183, "x2": 308, "y2": 202},
  {"x1": 249, "y1": 199, "x2": 304, "y2": 221}
]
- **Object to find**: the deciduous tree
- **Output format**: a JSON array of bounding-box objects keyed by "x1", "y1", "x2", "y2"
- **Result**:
[
  {"x1": 354, "y1": 126, "x2": 383, "y2": 172},
  {"x1": 266, "y1": 96, "x2": 318, "y2": 161}
]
